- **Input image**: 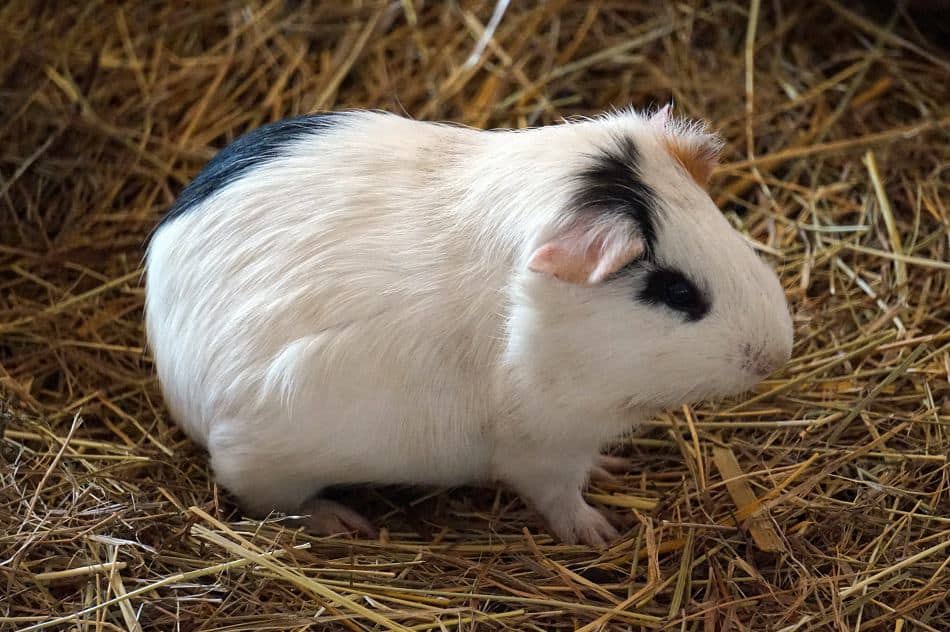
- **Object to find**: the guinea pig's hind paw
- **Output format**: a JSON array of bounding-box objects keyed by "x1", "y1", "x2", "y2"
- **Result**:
[
  {"x1": 589, "y1": 455, "x2": 633, "y2": 483},
  {"x1": 298, "y1": 499, "x2": 377, "y2": 539}
]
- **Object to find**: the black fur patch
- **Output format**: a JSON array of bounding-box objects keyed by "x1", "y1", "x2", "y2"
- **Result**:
[
  {"x1": 157, "y1": 112, "x2": 341, "y2": 228},
  {"x1": 571, "y1": 136, "x2": 659, "y2": 255},
  {"x1": 640, "y1": 267, "x2": 710, "y2": 321}
]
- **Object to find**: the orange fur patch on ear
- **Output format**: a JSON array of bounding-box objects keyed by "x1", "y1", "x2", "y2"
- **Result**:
[{"x1": 663, "y1": 135, "x2": 719, "y2": 188}]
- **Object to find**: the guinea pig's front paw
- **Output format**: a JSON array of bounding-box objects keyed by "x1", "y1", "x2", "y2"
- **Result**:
[
  {"x1": 588, "y1": 455, "x2": 634, "y2": 483},
  {"x1": 296, "y1": 498, "x2": 377, "y2": 539},
  {"x1": 545, "y1": 497, "x2": 620, "y2": 547}
]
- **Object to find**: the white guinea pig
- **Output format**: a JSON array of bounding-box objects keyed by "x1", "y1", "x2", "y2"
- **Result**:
[{"x1": 145, "y1": 107, "x2": 793, "y2": 545}]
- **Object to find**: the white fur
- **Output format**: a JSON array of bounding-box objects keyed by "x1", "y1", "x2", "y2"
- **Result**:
[{"x1": 145, "y1": 110, "x2": 793, "y2": 543}]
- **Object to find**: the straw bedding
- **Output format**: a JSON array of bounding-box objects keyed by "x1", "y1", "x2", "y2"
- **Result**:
[{"x1": 1, "y1": 1, "x2": 948, "y2": 630}]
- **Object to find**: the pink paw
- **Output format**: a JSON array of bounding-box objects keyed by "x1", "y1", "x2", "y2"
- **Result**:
[
  {"x1": 546, "y1": 499, "x2": 620, "y2": 547},
  {"x1": 589, "y1": 454, "x2": 633, "y2": 483},
  {"x1": 297, "y1": 498, "x2": 377, "y2": 538}
]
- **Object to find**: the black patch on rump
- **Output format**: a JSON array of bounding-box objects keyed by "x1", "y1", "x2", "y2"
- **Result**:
[
  {"x1": 570, "y1": 135, "x2": 659, "y2": 255},
  {"x1": 157, "y1": 112, "x2": 340, "y2": 228}
]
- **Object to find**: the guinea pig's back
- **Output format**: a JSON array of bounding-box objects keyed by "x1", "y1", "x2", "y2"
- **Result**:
[{"x1": 145, "y1": 112, "x2": 508, "y2": 447}]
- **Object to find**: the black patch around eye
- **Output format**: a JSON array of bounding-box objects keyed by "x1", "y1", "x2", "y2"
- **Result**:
[
  {"x1": 156, "y1": 112, "x2": 342, "y2": 230},
  {"x1": 639, "y1": 268, "x2": 709, "y2": 321}
]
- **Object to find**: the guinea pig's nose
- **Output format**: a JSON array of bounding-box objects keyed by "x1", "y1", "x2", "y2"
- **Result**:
[
  {"x1": 744, "y1": 343, "x2": 790, "y2": 377},
  {"x1": 755, "y1": 348, "x2": 790, "y2": 376}
]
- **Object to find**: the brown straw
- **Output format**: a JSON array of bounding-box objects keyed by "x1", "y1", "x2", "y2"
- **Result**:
[{"x1": 2, "y1": 2, "x2": 948, "y2": 630}]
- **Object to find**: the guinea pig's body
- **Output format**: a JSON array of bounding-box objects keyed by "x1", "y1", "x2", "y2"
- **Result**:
[{"x1": 146, "y1": 109, "x2": 793, "y2": 544}]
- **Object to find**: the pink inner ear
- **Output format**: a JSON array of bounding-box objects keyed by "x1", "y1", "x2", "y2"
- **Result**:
[
  {"x1": 650, "y1": 104, "x2": 672, "y2": 130},
  {"x1": 528, "y1": 220, "x2": 644, "y2": 285}
]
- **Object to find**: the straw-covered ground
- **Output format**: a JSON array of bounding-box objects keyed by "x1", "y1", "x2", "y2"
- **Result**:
[{"x1": 2, "y1": 1, "x2": 948, "y2": 630}]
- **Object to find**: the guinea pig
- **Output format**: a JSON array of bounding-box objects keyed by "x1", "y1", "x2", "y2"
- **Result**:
[{"x1": 145, "y1": 107, "x2": 793, "y2": 546}]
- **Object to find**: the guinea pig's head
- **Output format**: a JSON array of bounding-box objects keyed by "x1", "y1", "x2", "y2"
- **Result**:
[{"x1": 515, "y1": 107, "x2": 793, "y2": 414}]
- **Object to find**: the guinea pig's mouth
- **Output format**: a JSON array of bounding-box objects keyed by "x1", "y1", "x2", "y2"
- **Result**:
[
  {"x1": 714, "y1": 376, "x2": 765, "y2": 400},
  {"x1": 618, "y1": 382, "x2": 717, "y2": 413},
  {"x1": 615, "y1": 351, "x2": 785, "y2": 412}
]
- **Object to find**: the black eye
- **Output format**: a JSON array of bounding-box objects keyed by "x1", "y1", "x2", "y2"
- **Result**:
[
  {"x1": 640, "y1": 268, "x2": 709, "y2": 321},
  {"x1": 665, "y1": 279, "x2": 694, "y2": 308}
]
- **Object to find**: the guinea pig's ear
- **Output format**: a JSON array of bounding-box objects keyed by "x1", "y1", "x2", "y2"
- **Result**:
[
  {"x1": 527, "y1": 215, "x2": 644, "y2": 285},
  {"x1": 650, "y1": 103, "x2": 672, "y2": 128}
]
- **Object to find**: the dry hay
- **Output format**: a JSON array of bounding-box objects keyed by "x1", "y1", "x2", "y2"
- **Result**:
[{"x1": 1, "y1": 1, "x2": 948, "y2": 630}]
